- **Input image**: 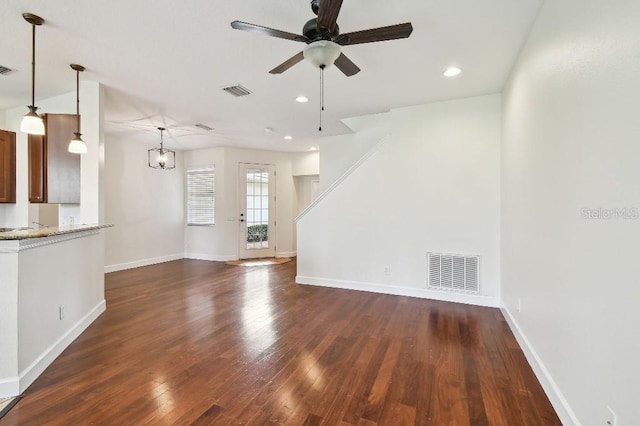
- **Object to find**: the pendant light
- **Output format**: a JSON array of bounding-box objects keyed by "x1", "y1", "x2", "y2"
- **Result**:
[
  {"x1": 148, "y1": 127, "x2": 176, "y2": 170},
  {"x1": 68, "y1": 64, "x2": 87, "y2": 154},
  {"x1": 20, "y1": 13, "x2": 45, "y2": 135}
]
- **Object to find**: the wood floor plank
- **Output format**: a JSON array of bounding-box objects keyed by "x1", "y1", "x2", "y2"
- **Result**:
[{"x1": 1, "y1": 259, "x2": 560, "y2": 425}]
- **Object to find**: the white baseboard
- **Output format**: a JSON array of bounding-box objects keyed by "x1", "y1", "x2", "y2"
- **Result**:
[
  {"x1": 18, "y1": 299, "x2": 106, "y2": 394},
  {"x1": 501, "y1": 306, "x2": 579, "y2": 426},
  {"x1": 276, "y1": 251, "x2": 297, "y2": 258},
  {"x1": 0, "y1": 376, "x2": 19, "y2": 399},
  {"x1": 296, "y1": 276, "x2": 498, "y2": 307},
  {"x1": 184, "y1": 253, "x2": 238, "y2": 262},
  {"x1": 105, "y1": 254, "x2": 183, "y2": 273}
]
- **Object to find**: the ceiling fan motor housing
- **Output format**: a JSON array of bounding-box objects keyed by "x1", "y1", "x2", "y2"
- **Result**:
[{"x1": 303, "y1": 18, "x2": 339, "y2": 41}]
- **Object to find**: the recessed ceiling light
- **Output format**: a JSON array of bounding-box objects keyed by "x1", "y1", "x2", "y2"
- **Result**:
[
  {"x1": 309, "y1": 146, "x2": 318, "y2": 151},
  {"x1": 443, "y1": 66, "x2": 462, "y2": 77},
  {"x1": 296, "y1": 96, "x2": 309, "y2": 103},
  {"x1": 284, "y1": 135, "x2": 293, "y2": 140},
  {"x1": 265, "y1": 127, "x2": 273, "y2": 133}
]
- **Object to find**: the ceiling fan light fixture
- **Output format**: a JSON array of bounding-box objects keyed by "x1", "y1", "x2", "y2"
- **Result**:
[
  {"x1": 443, "y1": 66, "x2": 462, "y2": 77},
  {"x1": 303, "y1": 40, "x2": 341, "y2": 68}
]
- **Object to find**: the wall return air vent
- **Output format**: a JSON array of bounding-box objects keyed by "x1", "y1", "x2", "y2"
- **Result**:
[
  {"x1": 222, "y1": 85, "x2": 252, "y2": 97},
  {"x1": 428, "y1": 252, "x2": 480, "y2": 294}
]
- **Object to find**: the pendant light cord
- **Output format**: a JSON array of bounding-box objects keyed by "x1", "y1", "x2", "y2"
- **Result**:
[
  {"x1": 30, "y1": 23, "x2": 36, "y2": 107},
  {"x1": 76, "y1": 69, "x2": 81, "y2": 134}
]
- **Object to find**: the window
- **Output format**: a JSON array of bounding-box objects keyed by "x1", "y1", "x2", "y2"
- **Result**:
[{"x1": 187, "y1": 167, "x2": 215, "y2": 226}]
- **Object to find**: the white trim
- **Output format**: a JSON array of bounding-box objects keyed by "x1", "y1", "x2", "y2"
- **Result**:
[
  {"x1": 0, "y1": 377, "x2": 19, "y2": 399},
  {"x1": 501, "y1": 306, "x2": 580, "y2": 426},
  {"x1": 18, "y1": 299, "x2": 106, "y2": 394},
  {"x1": 104, "y1": 254, "x2": 184, "y2": 273},
  {"x1": 276, "y1": 251, "x2": 296, "y2": 258},
  {"x1": 184, "y1": 253, "x2": 238, "y2": 262},
  {"x1": 295, "y1": 134, "x2": 390, "y2": 223},
  {"x1": 296, "y1": 276, "x2": 498, "y2": 307}
]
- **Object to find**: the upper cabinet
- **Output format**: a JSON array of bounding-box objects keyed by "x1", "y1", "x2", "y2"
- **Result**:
[
  {"x1": 28, "y1": 114, "x2": 80, "y2": 204},
  {"x1": 0, "y1": 129, "x2": 17, "y2": 203}
]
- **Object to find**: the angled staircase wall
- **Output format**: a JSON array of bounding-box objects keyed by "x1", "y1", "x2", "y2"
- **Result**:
[{"x1": 296, "y1": 94, "x2": 502, "y2": 306}]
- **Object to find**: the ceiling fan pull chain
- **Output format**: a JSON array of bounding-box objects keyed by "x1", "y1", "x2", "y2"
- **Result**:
[{"x1": 319, "y1": 65, "x2": 326, "y2": 131}]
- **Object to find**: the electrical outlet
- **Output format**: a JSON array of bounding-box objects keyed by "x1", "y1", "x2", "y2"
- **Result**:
[
  {"x1": 517, "y1": 298, "x2": 522, "y2": 313},
  {"x1": 69, "y1": 216, "x2": 75, "y2": 226},
  {"x1": 383, "y1": 266, "x2": 391, "y2": 275},
  {"x1": 59, "y1": 306, "x2": 65, "y2": 320},
  {"x1": 606, "y1": 406, "x2": 617, "y2": 426}
]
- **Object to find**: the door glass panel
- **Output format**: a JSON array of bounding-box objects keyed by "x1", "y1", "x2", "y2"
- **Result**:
[{"x1": 246, "y1": 168, "x2": 269, "y2": 249}]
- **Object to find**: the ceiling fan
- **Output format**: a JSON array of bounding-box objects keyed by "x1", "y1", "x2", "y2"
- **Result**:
[{"x1": 231, "y1": 0, "x2": 413, "y2": 77}]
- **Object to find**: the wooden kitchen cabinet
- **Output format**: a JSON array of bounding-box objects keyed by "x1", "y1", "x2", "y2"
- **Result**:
[
  {"x1": 0, "y1": 129, "x2": 16, "y2": 203},
  {"x1": 28, "y1": 114, "x2": 80, "y2": 204}
]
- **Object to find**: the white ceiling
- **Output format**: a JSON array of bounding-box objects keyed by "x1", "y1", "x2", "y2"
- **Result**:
[{"x1": 0, "y1": 0, "x2": 541, "y2": 151}]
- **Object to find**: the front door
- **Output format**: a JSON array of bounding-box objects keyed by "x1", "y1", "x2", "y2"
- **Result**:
[{"x1": 238, "y1": 163, "x2": 276, "y2": 259}]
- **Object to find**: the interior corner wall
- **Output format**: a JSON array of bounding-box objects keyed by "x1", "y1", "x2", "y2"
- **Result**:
[
  {"x1": 501, "y1": 0, "x2": 640, "y2": 424},
  {"x1": 104, "y1": 135, "x2": 185, "y2": 271},
  {"x1": 183, "y1": 147, "x2": 296, "y2": 260},
  {"x1": 298, "y1": 95, "x2": 501, "y2": 305}
]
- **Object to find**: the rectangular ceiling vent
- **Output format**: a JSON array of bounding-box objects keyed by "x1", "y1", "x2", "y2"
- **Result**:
[
  {"x1": 222, "y1": 85, "x2": 253, "y2": 97},
  {"x1": 0, "y1": 65, "x2": 14, "y2": 76},
  {"x1": 194, "y1": 123, "x2": 214, "y2": 132},
  {"x1": 427, "y1": 252, "x2": 480, "y2": 294}
]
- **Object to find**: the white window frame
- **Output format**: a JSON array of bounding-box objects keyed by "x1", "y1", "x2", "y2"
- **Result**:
[{"x1": 186, "y1": 167, "x2": 215, "y2": 226}]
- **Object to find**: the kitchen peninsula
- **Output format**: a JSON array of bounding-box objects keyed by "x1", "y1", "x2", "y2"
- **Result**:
[{"x1": 0, "y1": 224, "x2": 111, "y2": 397}]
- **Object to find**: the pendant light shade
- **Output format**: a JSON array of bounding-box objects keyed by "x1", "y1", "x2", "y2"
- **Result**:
[
  {"x1": 68, "y1": 64, "x2": 87, "y2": 154},
  {"x1": 21, "y1": 106, "x2": 45, "y2": 135},
  {"x1": 68, "y1": 133, "x2": 87, "y2": 154},
  {"x1": 21, "y1": 13, "x2": 45, "y2": 135},
  {"x1": 148, "y1": 127, "x2": 176, "y2": 170}
]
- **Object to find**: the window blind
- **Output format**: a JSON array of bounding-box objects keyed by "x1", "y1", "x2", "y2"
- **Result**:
[{"x1": 187, "y1": 167, "x2": 215, "y2": 226}]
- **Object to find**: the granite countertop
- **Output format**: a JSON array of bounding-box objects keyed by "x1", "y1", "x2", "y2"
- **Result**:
[{"x1": 0, "y1": 224, "x2": 113, "y2": 240}]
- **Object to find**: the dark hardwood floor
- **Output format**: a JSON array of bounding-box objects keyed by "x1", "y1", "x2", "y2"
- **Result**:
[{"x1": 2, "y1": 259, "x2": 560, "y2": 425}]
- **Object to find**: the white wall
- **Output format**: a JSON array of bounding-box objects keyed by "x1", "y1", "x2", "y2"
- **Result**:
[
  {"x1": 18, "y1": 232, "x2": 105, "y2": 391},
  {"x1": 501, "y1": 0, "x2": 640, "y2": 424},
  {"x1": 291, "y1": 151, "x2": 319, "y2": 176},
  {"x1": 184, "y1": 147, "x2": 296, "y2": 260},
  {"x1": 318, "y1": 116, "x2": 388, "y2": 193},
  {"x1": 104, "y1": 135, "x2": 185, "y2": 272},
  {"x1": 298, "y1": 95, "x2": 501, "y2": 306},
  {"x1": 294, "y1": 175, "x2": 320, "y2": 215}
]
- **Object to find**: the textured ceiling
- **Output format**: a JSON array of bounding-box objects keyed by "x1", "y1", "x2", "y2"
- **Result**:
[{"x1": 0, "y1": 0, "x2": 541, "y2": 151}]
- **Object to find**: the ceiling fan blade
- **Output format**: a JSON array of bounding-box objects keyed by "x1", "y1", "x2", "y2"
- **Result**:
[
  {"x1": 334, "y1": 53, "x2": 360, "y2": 77},
  {"x1": 269, "y1": 52, "x2": 305, "y2": 74},
  {"x1": 317, "y1": 0, "x2": 344, "y2": 33},
  {"x1": 231, "y1": 21, "x2": 309, "y2": 43},
  {"x1": 335, "y1": 22, "x2": 413, "y2": 46}
]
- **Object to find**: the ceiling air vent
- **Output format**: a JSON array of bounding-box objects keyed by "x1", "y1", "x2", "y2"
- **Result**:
[
  {"x1": 194, "y1": 123, "x2": 214, "y2": 131},
  {"x1": 428, "y1": 252, "x2": 480, "y2": 294},
  {"x1": 222, "y1": 85, "x2": 252, "y2": 97},
  {"x1": 0, "y1": 65, "x2": 14, "y2": 76}
]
